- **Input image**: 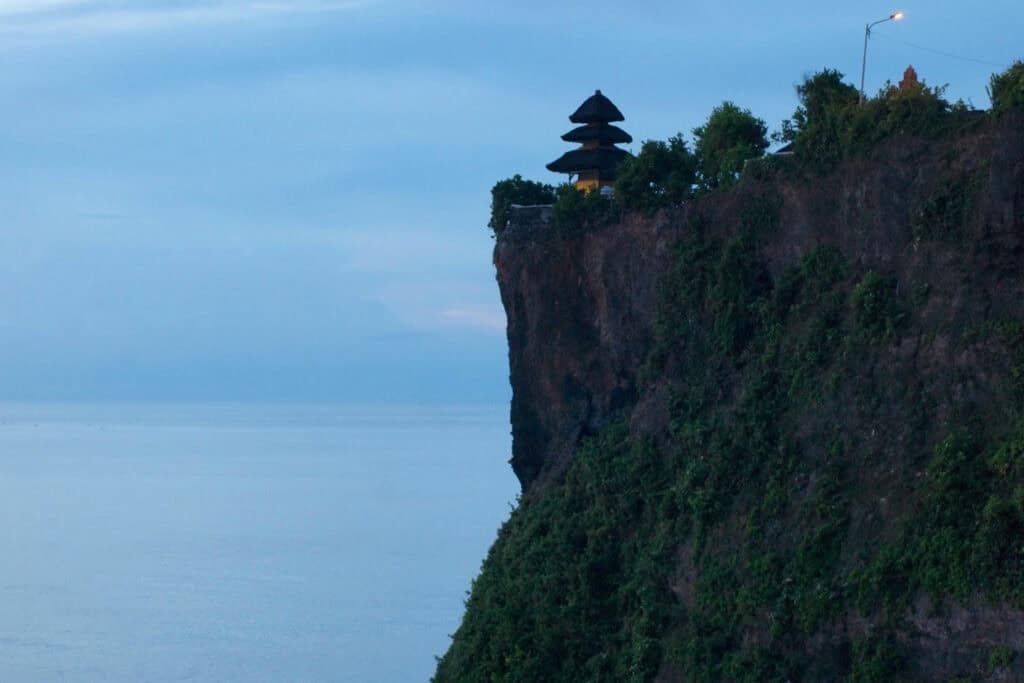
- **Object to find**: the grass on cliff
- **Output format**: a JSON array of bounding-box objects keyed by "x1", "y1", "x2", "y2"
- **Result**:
[{"x1": 437, "y1": 188, "x2": 1024, "y2": 681}]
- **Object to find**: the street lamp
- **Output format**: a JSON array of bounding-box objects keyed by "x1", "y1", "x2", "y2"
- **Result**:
[{"x1": 860, "y1": 11, "x2": 905, "y2": 103}]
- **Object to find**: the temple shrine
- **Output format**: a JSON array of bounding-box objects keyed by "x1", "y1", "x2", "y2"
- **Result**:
[
  {"x1": 899, "y1": 65, "x2": 919, "y2": 91},
  {"x1": 546, "y1": 90, "x2": 633, "y2": 192}
]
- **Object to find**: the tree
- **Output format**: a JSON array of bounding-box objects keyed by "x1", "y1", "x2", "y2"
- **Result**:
[
  {"x1": 778, "y1": 69, "x2": 860, "y2": 165},
  {"x1": 781, "y1": 68, "x2": 955, "y2": 166},
  {"x1": 489, "y1": 175, "x2": 556, "y2": 236},
  {"x1": 989, "y1": 60, "x2": 1024, "y2": 114},
  {"x1": 869, "y1": 77, "x2": 951, "y2": 138},
  {"x1": 693, "y1": 101, "x2": 769, "y2": 191},
  {"x1": 780, "y1": 69, "x2": 861, "y2": 141},
  {"x1": 613, "y1": 135, "x2": 697, "y2": 214},
  {"x1": 551, "y1": 184, "x2": 616, "y2": 239}
]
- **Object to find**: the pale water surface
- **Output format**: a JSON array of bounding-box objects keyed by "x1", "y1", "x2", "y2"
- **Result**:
[{"x1": 0, "y1": 402, "x2": 517, "y2": 682}]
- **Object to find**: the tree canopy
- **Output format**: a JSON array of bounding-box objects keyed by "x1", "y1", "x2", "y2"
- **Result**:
[
  {"x1": 489, "y1": 175, "x2": 556, "y2": 236},
  {"x1": 779, "y1": 68, "x2": 958, "y2": 167},
  {"x1": 989, "y1": 60, "x2": 1024, "y2": 113},
  {"x1": 778, "y1": 69, "x2": 861, "y2": 163},
  {"x1": 693, "y1": 101, "x2": 769, "y2": 191},
  {"x1": 613, "y1": 135, "x2": 697, "y2": 214}
]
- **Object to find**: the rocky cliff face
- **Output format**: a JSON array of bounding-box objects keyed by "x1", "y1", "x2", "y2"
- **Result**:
[
  {"x1": 499, "y1": 114, "x2": 1024, "y2": 496},
  {"x1": 496, "y1": 210, "x2": 675, "y2": 489},
  {"x1": 438, "y1": 112, "x2": 1024, "y2": 681}
]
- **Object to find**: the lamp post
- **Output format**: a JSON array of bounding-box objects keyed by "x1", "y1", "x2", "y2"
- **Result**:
[{"x1": 860, "y1": 11, "x2": 904, "y2": 103}]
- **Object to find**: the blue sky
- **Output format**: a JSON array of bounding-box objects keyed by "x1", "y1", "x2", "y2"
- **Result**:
[{"x1": 1, "y1": 0, "x2": 1020, "y2": 402}]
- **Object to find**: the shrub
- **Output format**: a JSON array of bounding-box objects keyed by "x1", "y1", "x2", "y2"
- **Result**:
[
  {"x1": 850, "y1": 632, "x2": 904, "y2": 682},
  {"x1": 434, "y1": 423, "x2": 677, "y2": 682},
  {"x1": 489, "y1": 175, "x2": 556, "y2": 236},
  {"x1": 780, "y1": 68, "x2": 954, "y2": 167},
  {"x1": 693, "y1": 101, "x2": 769, "y2": 191},
  {"x1": 614, "y1": 135, "x2": 697, "y2": 214},
  {"x1": 850, "y1": 80, "x2": 952, "y2": 146},
  {"x1": 910, "y1": 170, "x2": 983, "y2": 244},
  {"x1": 552, "y1": 184, "x2": 616, "y2": 239},
  {"x1": 852, "y1": 271, "x2": 901, "y2": 344},
  {"x1": 778, "y1": 69, "x2": 860, "y2": 164},
  {"x1": 989, "y1": 645, "x2": 1016, "y2": 672},
  {"x1": 743, "y1": 154, "x2": 787, "y2": 182},
  {"x1": 989, "y1": 60, "x2": 1024, "y2": 113}
]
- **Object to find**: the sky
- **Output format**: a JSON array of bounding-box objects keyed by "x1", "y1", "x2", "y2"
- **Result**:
[{"x1": 1, "y1": 0, "x2": 1020, "y2": 403}]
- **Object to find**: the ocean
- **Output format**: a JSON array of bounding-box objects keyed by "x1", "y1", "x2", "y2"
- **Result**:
[{"x1": 0, "y1": 402, "x2": 517, "y2": 682}]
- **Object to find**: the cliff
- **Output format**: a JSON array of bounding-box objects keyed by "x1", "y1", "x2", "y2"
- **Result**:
[{"x1": 437, "y1": 112, "x2": 1024, "y2": 681}]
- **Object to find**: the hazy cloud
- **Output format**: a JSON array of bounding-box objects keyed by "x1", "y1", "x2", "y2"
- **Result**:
[
  {"x1": 0, "y1": 0, "x2": 90, "y2": 17},
  {"x1": 442, "y1": 306, "x2": 506, "y2": 334},
  {"x1": 0, "y1": 0, "x2": 370, "y2": 34}
]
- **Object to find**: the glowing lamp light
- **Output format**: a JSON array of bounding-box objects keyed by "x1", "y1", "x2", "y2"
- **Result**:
[{"x1": 860, "y1": 11, "x2": 907, "y2": 103}]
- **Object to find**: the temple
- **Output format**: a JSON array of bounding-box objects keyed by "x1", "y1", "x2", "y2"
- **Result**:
[
  {"x1": 546, "y1": 90, "x2": 633, "y2": 192},
  {"x1": 899, "y1": 65, "x2": 919, "y2": 91}
]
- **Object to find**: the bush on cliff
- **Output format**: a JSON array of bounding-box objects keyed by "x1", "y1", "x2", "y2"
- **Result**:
[
  {"x1": 489, "y1": 175, "x2": 556, "y2": 236},
  {"x1": 614, "y1": 135, "x2": 697, "y2": 214},
  {"x1": 778, "y1": 68, "x2": 861, "y2": 164},
  {"x1": 693, "y1": 101, "x2": 769, "y2": 191},
  {"x1": 552, "y1": 184, "x2": 617, "y2": 239},
  {"x1": 989, "y1": 60, "x2": 1024, "y2": 113},
  {"x1": 779, "y1": 68, "x2": 955, "y2": 167},
  {"x1": 854, "y1": 79, "x2": 954, "y2": 142}
]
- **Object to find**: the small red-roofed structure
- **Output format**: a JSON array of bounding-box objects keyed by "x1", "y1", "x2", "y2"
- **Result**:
[{"x1": 899, "y1": 65, "x2": 920, "y2": 92}]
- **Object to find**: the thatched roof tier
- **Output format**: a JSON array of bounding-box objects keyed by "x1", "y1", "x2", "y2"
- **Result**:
[
  {"x1": 546, "y1": 146, "x2": 631, "y2": 176},
  {"x1": 561, "y1": 123, "x2": 633, "y2": 145},
  {"x1": 569, "y1": 90, "x2": 625, "y2": 124}
]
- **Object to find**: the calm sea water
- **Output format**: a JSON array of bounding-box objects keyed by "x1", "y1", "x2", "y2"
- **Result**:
[{"x1": 0, "y1": 402, "x2": 517, "y2": 682}]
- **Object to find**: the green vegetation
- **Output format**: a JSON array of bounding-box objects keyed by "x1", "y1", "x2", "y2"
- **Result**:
[
  {"x1": 850, "y1": 633, "x2": 904, "y2": 682},
  {"x1": 489, "y1": 175, "x2": 556, "y2": 236},
  {"x1": 489, "y1": 176, "x2": 616, "y2": 240},
  {"x1": 442, "y1": 200, "x2": 872, "y2": 681},
  {"x1": 443, "y1": 179, "x2": 1024, "y2": 681},
  {"x1": 777, "y1": 68, "x2": 860, "y2": 163},
  {"x1": 454, "y1": 62, "x2": 1024, "y2": 682},
  {"x1": 851, "y1": 271, "x2": 901, "y2": 344},
  {"x1": 693, "y1": 101, "x2": 769, "y2": 191},
  {"x1": 778, "y1": 68, "x2": 961, "y2": 168},
  {"x1": 989, "y1": 60, "x2": 1024, "y2": 113},
  {"x1": 988, "y1": 645, "x2": 1016, "y2": 672},
  {"x1": 847, "y1": 417, "x2": 1024, "y2": 621},
  {"x1": 613, "y1": 135, "x2": 697, "y2": 214},
  {"x1": 910, "y1": 169, "x2": 985, "y2": 244},
  {"x1": 489, "y1": 102, "x2": 768, "y2": 236},
  {"x1": 433, "y1": 423, "x2": 677, "y2": 682},
  {"x1": 491, "y1": 62, "x2": 1023, "y2": 239},
  {"x1": 551, "y1": 183, "x2": 617, "y2": 238}
]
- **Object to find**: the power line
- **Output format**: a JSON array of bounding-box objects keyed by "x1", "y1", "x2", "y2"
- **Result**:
[{"x1": 873, "y1": 30, "x2": 1011, "y2": 70}]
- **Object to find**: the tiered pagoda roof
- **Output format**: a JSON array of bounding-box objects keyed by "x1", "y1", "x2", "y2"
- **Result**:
[
  {"x1": 561, "y1": 123, "x2": 633, "y2": 145},
  {"x1": 546, "y1": 147, "x2": 630, "y2": 177},
  {"x1": 568, "y1": 90, "x2": 625, "y2": 123},
  {"x1": 546, "y1": 90, "x2": 632, "y2": 190}
]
